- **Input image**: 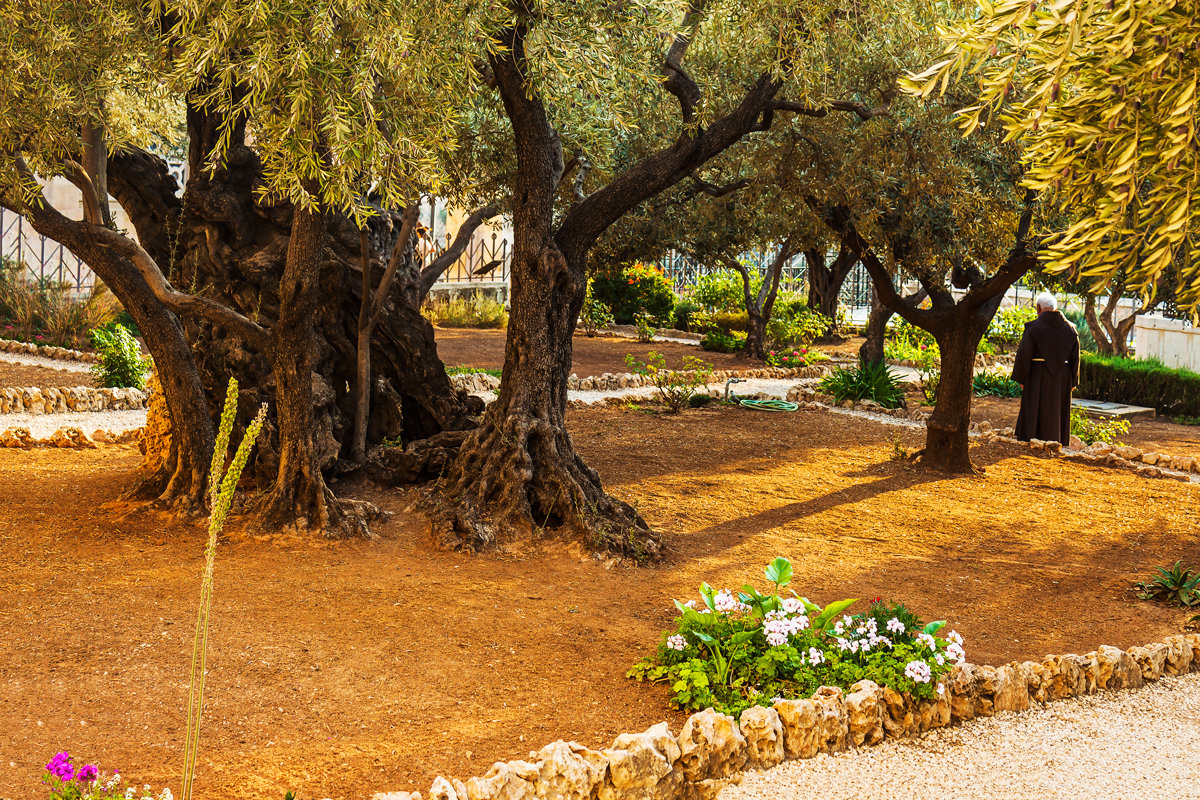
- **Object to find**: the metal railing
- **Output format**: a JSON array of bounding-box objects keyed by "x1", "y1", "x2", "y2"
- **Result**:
[
  {"x1": 425, "y1": 230, "x2": 512, "y2": 285},
  {"x1": 657, "y1": 249, "x2": 880, "y2": 308},
  {"x1": 0, "y1": 208, "x2": 94, "y2": 292}
]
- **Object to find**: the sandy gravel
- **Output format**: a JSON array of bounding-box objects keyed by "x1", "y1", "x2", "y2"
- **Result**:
[
  {"x1": 722, "y1": 673, "x2": 1200, "y2": 800},
  {"x1": 0, "y1": 352, "x2": 92, "y2": 373},
  {"x1": 0, "y1": 409, "x2": 146, "y2": 437}
]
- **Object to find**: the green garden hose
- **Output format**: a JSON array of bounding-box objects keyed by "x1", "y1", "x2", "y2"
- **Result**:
[{"x1": 736, "y1": 398, "x2": 799, "y2": 412}]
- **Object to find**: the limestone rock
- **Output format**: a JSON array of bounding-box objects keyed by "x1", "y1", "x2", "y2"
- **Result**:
[
  {"x1": 599, "y1": 722, "x2": 682, "y2": 800},
  {"x1": 880, "y1": 685, "x2": 917, "y2": 738},
  {"x1": 1, "y1": 427, "x2": 35, "y2": 448},
  {"x1": 1141, "y1": 452, "x2": 1162, "y2": 465},
  {"x1": 1039, "y1": 654, "x2": 1088, "y2": 701},
  {"x1": 92, "y1": 429, "x2": 115, "y2": 444},
  {"x1": 372, "y1": 793, "x2": 422, "y2": 800},
  {"x1": 1114, "y1": 445, "x2": 1142, "y2": 460},
  {"x1": 1092, "y1": 645, "x2": 1144, "y2": 691},
  {"x1": 1169, "y1": 455, "x2": 1196, "y2": 473},
  {"x1": 1127, "y1": 643, "x2": 1168, "y2": 682},
  {"x1": 1135, "y1": 464, "x2": 1162, "y2": 478},
  {"x1": 677, "y1": 708, "x2": 746, "y2": 782},
  {"x1": 529, "y1": 741, "x2": 607, "y2": 800},
  {"x1": 1015, "y1": 661, "x2": 1048, "y2": 704},
  {"x1": 466, "y1": 760, "x2": 538, "y2": 800},
  {"x1": 1088, "y1": 442, "x2": 1114, "y2": 456},
  {"x1": 1185, "y1": 634, "x2": 1200, "y2": 669},
  {"x1": 48, "y1": 427, "x2": 97, "y2": 449},
  {"x1": 772, "y1": 698, "x2": 821, "y2": 759},
  {"x1": 1162, "y1": 635, "x2": 1195, "y2": 675},
  {"x1": 985, "y1": 664, "x2": 1030, "y2": 712},
  {"x1": 428, "y1": 776, "x2": 469, "y2": 800},
  {"x1": 737, "y1": 706, "x2": 784, "y2": 769},
  {"x1": 946, "y1": 664, "x2": 980, "y2": 723},
  {"x1": 1068, "y1": 434, "x2": 1084, "y2": 449},
  {"x1": 807, "y1": 686, "x2": 849, "y2": 753},
  {"x1": 139, "y1": 372, "x2": 172, "y2": 471},
  {"x1": 844, "y1": 680, "x2": 885, "y2": 747}
]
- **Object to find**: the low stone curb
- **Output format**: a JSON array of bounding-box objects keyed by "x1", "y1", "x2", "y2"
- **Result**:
[
  {"x1": 0, "y1": 337, "x2": 100, "y2": 363},
  {"x1": 373, "y1": 634, "x2": 1200, "y2": 800},
  {"x1": 449, "y1": 366, "x2": 836, "y2": 398},
  {"x1": 886, "y1": 352, "x2": 1017, "y2": 371},
  {"x1": 0, "y1": 385, "x2": 149, "y2": 415},
  {"x1": 0, "y1": 425, "x2": 143, "y2": 449}
]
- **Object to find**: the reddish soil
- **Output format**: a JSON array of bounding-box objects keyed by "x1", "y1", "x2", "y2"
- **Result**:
[
  {"x1": 1, "y1": 407, "x2": 1197, "y2": 800},
  {"x1": 0, "y1": 359, "x2": 95, "y2": 389}
]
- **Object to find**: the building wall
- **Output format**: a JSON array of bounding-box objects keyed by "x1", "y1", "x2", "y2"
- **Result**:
[{"x1": 1134, "y1": 316, "x2": 1200, "y2": 372}]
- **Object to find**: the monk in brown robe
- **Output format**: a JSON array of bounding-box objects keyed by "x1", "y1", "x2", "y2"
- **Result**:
[{"x1": 1012, "y1": 293, "x2": 1081, "y2": 445}]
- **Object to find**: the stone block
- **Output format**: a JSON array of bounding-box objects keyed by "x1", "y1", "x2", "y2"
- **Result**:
[
  {"x1": 772, "y1": 698, "x2": 821, "y2": 759},
  {"x1": 599, "y1": 723, "x2": 682, "y2": 800},
  {"x1": 677, "y1": 708, "x2": 747, "y2": 782},
  {"x1": 1162, "y1": 635, "x2": 1194, "y2": 675},
  {"x1": 844, "y1": 680, "x2": 885, "y2": 747},
  {"x1": 529, "y1": 741, "x2": 607, "y2": 800},
  {"x1": 737, "y1": 706, "x2": 784, "y2": 769},
  {"x1": 1127, "y1": 643, "x2": 1168, "y2": 682},
  {"x1": 1093, "y1": 645, "x2": 1144, "y2": 691},
  {"x1": 1114, "y1": 445, "x2": 1142, "y2": 460}
]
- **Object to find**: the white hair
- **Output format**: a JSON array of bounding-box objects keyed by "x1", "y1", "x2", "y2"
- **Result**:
[{"x1": 1034, "y1": 292, "x2": 1058, "y2": 312}]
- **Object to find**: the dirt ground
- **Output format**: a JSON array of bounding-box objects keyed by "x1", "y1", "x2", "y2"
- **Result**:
[
  {"x1": 0, "y1": 359, "x2": 94, "y2": 389},
  {"x1": 1, "y1": 405, "x2": 1197, "y2": 800}
]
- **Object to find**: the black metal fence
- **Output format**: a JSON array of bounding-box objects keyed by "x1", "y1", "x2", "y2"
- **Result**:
[
  {"x1": 425, "y1": 229, "x2": 512, "y2": 285},
  {"x1": 0, "y1": 208, "x2": 93, "y2": 292},
  {"x1": 657, "y1": 249, "x2": 877, "y2": 308}
]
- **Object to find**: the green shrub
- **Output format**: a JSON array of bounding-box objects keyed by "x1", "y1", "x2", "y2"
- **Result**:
[
  {"x1": 591, "y1": 262, "x2": 675, "y2": 324},
  {"x1": 887, "y1": 317, "x2": 936, "y2": 348},
  {"x1": 700, "y1": 329, "x2": 744, "y2": 353},
  {"x1": 691, "y1": 269, "x2": 753, "y2": 313},
  {"x1": 635, "y1": 312, "x2": 657, "y2": 342},
  {"x1": 627, "y1": 557, "x2": 965, "y2": 716},
  {"x1": 1061, "y1": 309, "x2": 1097, "y2": 352},
  {"x1": 446, "y1": 365, "x2": 503, "y2": 378},
  {"x1": 706, "y1": 310, "x2": 749, "y2": 332},
  {"x1": 1069, "y1": 408, "x2": 1129, "y2": 446},
  {"x1": 1077, "y1": 353, "x2": 1200, "y2": 418},
  {"x1": 425, "y1": 291, "x2": 508, "y2": 328},
  {"x1": 672, "y1": 299, "x2": 701, "y2": 331},
  {"x1": 579, "y1": 281, "x2": 615, "y2": 336},
  {"x1": 972, "y1": 370, "x2": 1022, "y2": 397},
  {"x1": 89, "y1": 324, "x2": 151, "y2": 389},
  {"x1": 883, "y1": 337, "x2": 938, "y2": 363},
  {"x1": 987, "y1": 305, "x2": 1037, "y2": 345},
  {"x1": 1, "y1": 260, "x2": 120, "y2": 348},
  {"x1": 1172, "y1": 414, "x2": 1200, "y2": 426},
  {"x1": 766, "y1": 308, "x2": 831, "y2": 349},
  {"x1": 624, "y1": 352, "x2": 714, "y2": 413}
]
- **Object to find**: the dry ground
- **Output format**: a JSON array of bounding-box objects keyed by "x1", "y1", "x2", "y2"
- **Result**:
[
  {"x1": 0, "y1": 360, "x2": 95, "y2": 390},
  {"x1": 1, "y1": 405, "x2": 1197, "y2": 800}
]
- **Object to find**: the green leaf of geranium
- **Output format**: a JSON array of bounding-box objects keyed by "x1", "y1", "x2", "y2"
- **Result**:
[{"x1": 764, "y1": 557, "x2": 793, "y2": 587}]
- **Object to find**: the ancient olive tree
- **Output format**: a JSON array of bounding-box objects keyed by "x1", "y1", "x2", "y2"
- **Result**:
[
  {"x1": 0, "y1": 0, "x2": 494, "y2": 533},
  {"x1": 433, "y1": 0, "x2": 928, "y2": 555},
  {"x1": 906, "y1": 0, "x2": 1200, "y2": 311}
]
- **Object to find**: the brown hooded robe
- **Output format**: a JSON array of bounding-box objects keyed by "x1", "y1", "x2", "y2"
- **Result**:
[{"x1": 1012, "y1": 309, "x2": 1081, "y2": 444}]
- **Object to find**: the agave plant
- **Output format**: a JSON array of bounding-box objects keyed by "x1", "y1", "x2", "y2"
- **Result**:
[
  {"x1": 1136, "y1": 562, "x2": 1200, "y2": 608},
  {"x1": 818, "y1": 360, "x2": 906, "y2": 409}
]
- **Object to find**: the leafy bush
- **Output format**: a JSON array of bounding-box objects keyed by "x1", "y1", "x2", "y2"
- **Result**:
[
  {"x1": 691, "y1": 269, "x2": 753, "y2": 313},
  {"x1": 1172, "y1": 414, "x2": 1200, "y2": 426},
  {"x1": 1061, "y1": 309, "x2": 1097, "y2": 352},
  {"x1": 819, "y1": 361, "x2": 906, "y2": 408},
  {"x1": 635, "y1": 312, "x2": 657, "y2": 342},
  {"x1": 705, "y1": 310, "x2": 750, "y2": 332},
  {"x1": 1077, "y1": 353, "x2": 1200, "y2": 418},
  {"x1": 887, "y1": 317, "x2": 936, "y2": 348},
  {"x1": 672, "y1": 299, "x2": 701, "y2": 331},
  {"x1": 883, "y1": 336, "x2": 938, "y2": 363},
  {"x1": 700, "y1": 329, "x2": 745, "y2": 353},
  {"x1": 1136, "y1": 562, "x2": 1200, "y2": 608},
  {"x1": 973, "y1": 370, "x2": 1022, "y2": 397},
  {"x1": 766, "y1": 308, "x2": 832, "y2": 349},
  {"x1": 425, "y1": 291, "x2": 508, "y2": 328},
  {"x1": 624, "y1": 352, "x2": 714, "y2": 413},
  {"x1": 1069, "y1": 408, "x2": 1129, "y2": 446},
  {"x1": 579, "y1": 282, "x2": 615, "y2": 336},
  {"x1": 591, "y1": 261, "x2": 675, "y2": 325},
  {"x1": 919, "y1": 368, "x2": 940, "y2": 406},
  {"x1": 987, "y1": 305, "x2": 1037, "y2": 346},
  {"x1": 89, "y1": 324, "x2": 151, "y2": 389},
  {"x1": 628, "y1": 557, "x2": 965, "y2": 716},
  {"x1": 446, "y1": 365, "x2": 503, "y2": 378}
]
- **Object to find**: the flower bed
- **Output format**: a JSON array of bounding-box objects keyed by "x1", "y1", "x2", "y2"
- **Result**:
[{"x1": 628, "y1": 559, "x2": 964, "y2": 716}]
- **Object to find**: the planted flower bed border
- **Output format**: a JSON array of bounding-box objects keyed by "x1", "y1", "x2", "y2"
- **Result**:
[{"x1": 0, "y1": 337, "x2": 100, "y2": 363}]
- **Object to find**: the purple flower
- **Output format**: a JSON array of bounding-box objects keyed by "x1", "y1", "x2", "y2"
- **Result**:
[
  {"x1": 77, "y1": 764, "x2": 99, "y2": 782},
  {"x1": 45, "y1": 751, "x2": 74, "y2": 781}
]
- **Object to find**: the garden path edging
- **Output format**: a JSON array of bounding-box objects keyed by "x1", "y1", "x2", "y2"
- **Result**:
[
  {"x1": 372, "y1": 633, "x2": 1200, "y2": 800},
  {"x1": 0, "y1": 385, "x2": 149, "y2": 415},
  {"x1": 0, "y1": 336, "x2": 100, "y2": 363},
  {"x1": 0, "y1": 424, "x2": 143, "y2": 449}
]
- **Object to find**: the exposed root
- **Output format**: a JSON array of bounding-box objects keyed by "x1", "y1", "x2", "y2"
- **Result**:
[
  {"x1": 251, "y1": 479, "x2": 386, "y2": 540},
  {"x1": 428, "y1": 411, "x2": 664, "y2": 562}
]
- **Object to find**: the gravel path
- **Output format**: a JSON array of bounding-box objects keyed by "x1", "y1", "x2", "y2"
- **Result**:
[
  {"x1": 722, "y1": 673, "x2": 1200, "y2": 800},
  {"x1": 0, "y1": 352, "x2": 92, "y2": 373},
  {"x1": 0, "y1": 409, "x2": 147, "y2": 437}
]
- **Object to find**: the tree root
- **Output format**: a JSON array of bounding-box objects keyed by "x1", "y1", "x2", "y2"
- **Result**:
[{"x1": 428, "y1": 412, "x2": 664, "y2": 562}]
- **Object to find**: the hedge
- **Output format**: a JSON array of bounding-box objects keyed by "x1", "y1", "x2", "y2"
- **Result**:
[{"x1": 1078, "y1": 353, "x2": 1200, "y2": 418}]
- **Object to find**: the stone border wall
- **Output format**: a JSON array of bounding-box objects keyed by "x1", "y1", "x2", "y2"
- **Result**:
[
  {"x1": 0, "y1": 337, "x2": 100, "y2": 363},
  {"x1": 0, "y1": 385, "x2": 148, "y2": 415},
  {"x1": 374, "y1": 634, "x2": 1200, "y2": 800},
  {"x1": 449, "y1": 366, "x2": 834, "y2": 397},
  {"x1": 1, "y1": 425, "x2": 143, "y2": 448}
]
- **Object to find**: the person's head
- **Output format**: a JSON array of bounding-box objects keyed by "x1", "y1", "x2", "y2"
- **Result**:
[{"x1": 1034, "y1": 292, "x2": 1058, "y2": 313}]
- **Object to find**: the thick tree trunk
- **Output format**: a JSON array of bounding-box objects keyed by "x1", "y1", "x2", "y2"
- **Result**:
[
  {"x1": 806, "y1": 245, "x2": 856, "y2": 331},
  {"x1": 1082, "y1": 295, "x2": 1115, "y2": 355},
  {"x1": 436, "y1": 237, "x2": 658, "y2": 558},
  {"x1": 860, "y1": 287, "x2": 892, "y2": 365},
  {"x1": 921, "y1": 320, "x2": 983, "y2": 473},
  {"x1": 4, "y1": 190, "x2": 214, "y2": 511}
]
